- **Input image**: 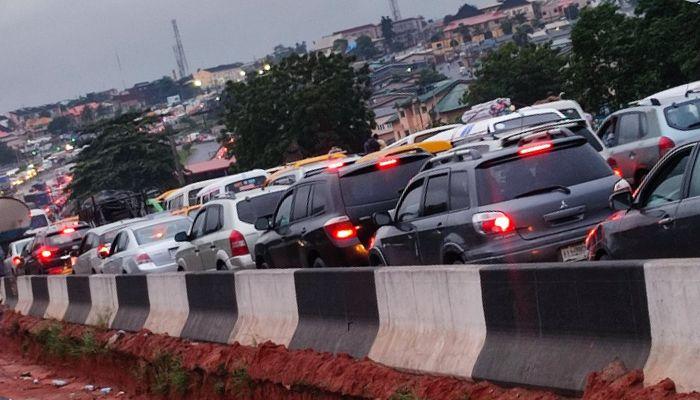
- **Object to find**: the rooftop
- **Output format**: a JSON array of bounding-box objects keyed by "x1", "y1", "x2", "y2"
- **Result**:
[
  {"x1": 204, "y1": 62, "x2": 243, "y2": 73},
  {"x1": 499, "y1": 0, "x2": 532, "y2": 9},
  {"x1": 435, "y1": 83, "x2": 470, "y2": 113},
  {"x1": 333, "y1": 24, "x2": 377, "y2": 35},
  {"x1": 185, "y1": 158, "x2": 234, "y2": 175},
  {"x1": 444, "y1": 12, "x2": 506, "y2": 31}
]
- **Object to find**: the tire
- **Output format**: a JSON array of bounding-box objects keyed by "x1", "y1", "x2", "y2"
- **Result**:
[
  {"x1": 312, "y1": 257, "x2": 327, "y2": 268},
  {"x1": 597, "y1": 253, "x2": 611, "y2": 261},
  {"x1": 255, "y1": 255, "x2": 269, "y2": 269}
]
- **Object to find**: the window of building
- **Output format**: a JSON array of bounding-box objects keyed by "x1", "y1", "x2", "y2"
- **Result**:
[{"x1": 399, "y1": 110, "x2": 406, "y2": 117}]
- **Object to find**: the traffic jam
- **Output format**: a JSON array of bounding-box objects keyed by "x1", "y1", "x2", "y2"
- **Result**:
[{"x1": 4, "y1": 82, "x2": 700, "y2": 276}]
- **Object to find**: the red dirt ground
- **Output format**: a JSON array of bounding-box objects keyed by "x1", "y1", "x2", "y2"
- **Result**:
[{"x1": 2, "y1": 310, "x2": 699, "y2": 400}]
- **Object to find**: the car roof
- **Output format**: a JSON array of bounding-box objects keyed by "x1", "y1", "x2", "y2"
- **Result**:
[
  {"x1": 206, "y1": 185, "x2": 289, "y2": 205},
  {"x1": 356, "y1": 140, "x2": 452, "y2": 164},
  {"x1": 42, "y1": 221, "x2": 90, "y2": 235},
  {"x1": 196, "y1": 169, "x2": 268, "y2": 196},
  {"x1": 87, "y1": 218, "x2": 145, "y2": 235},
  {"x1": 124, "y1": 215, "x2": 189, "y2": 231}
]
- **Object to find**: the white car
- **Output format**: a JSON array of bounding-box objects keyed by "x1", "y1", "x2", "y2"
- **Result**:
[
  {"x1": 72, "y1": 218, "x2": 145, "y2": 274},
  {"x1": 195, "y1": 169, "x2": 268, "y2": 204},
  {"x1": 2, "y1": 237, "x2": 33, "y2": 276},
  {"x1": 385, "y1": 125, "x2": 462, "y2": 149},
  {"x1": 102, "y1": 216, "x2": 191, "y2": 274},
  {"x1": 25, "y1": 209, "x2": 50, "y2": 236},
  {"x1": 520, "y1": 99, "x2": 592, "y2": 128},
  {"x1": 175, "y1": 186, "x2": 288, "y2": 271}
]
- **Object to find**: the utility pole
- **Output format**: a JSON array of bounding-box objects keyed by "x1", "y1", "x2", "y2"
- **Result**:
[
  {"x1": 388, "y1": 0, "x2": 402, "y2": 21},
  {"x1": 169, "y1": 136, "x2": 186, "y2": 186}
]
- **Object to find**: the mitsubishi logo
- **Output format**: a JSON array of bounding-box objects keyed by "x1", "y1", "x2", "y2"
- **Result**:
[{"x1": 560, "y1": 200, "x2": 569, "y2": 209}]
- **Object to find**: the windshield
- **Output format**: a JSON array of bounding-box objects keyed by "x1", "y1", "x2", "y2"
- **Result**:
[
  {"x1": 134, "y1": 219, "x2": 191, "y2": 245},
  {"x1": 493, "y1": 113, "x2": 563, "y2": 133},
  {"x1": 340, "y1": 157, "x2": 427, "y2": 206},
  {"x1": 665, "y1": 99, "x2": 700, "y2": 130},
  {"x1": 236, "y1": 191, "x2": 285, "y2": 224},
  {"x1": 476, "y1": 144, "x2": 612, "y2": 205},
  {"x1": 29, "y1": 215, "x2": 49, "y2": 230}
]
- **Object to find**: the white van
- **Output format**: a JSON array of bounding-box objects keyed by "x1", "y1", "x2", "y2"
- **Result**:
[
  {"x1": 165, "y1": 178, "x2": 222, "y2": 214},
  {"x1": 384, "y1": 125, "x2": 462, "y2": 149},
  {"x1": 520, "y1": 99, "x2": 591, "y2": 128},
  {"x1": 196, "y1": 169, "x2": 268, "y2": 204}
]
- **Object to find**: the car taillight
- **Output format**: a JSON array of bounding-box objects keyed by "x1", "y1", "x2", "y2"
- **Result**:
[
  {"x1": 97, "y1": 244, "x2": 110, "y2": 257},
  {"x1": 62, "y1": 227, "x2": 75, "y2": 234},
  {"x1": 324, "y1": 216, "x2": 358, "y2": 241},
  {"x1": 518, "y1": 141, "x2": 552, "y2": 156},
  {"x1": 585, "y1": 227, "x2": 597, "y2": 247},
  {"x1": 229, "y1": 230, "x2": 250, "y2": 256},
  {"x1": 135, "y1": 253, "x2": 152, "y2": 265},
  {"x1": 659, "y1": 136, "x2": 675, "y2": 157},
  {"x1": 327, "y1": 161, "x2": 345, "y2": 170},
  {"x1": 12, "y1": 256, "x2": 22, "y2": 266},
  {"x1": 472, "y1": 212, "x2": 515, "y2": 235},
  {"x1": 377, "y1": 158, "x2": 398, "y2": 169},
  {"x1": 607, "y1": 158, "x2": 623, "y2": 177},
  {"x1": 38, "y1": 246, "x2": 57, "y2": 260}
]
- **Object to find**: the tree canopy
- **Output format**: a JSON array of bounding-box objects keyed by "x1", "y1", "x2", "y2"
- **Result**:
[
  {"x1": 47, "y1": 115, "x2": 75, "y2": 135},
  {"x1": 464, "y1": 42, "x2": 566, "y2": 107},
  {"x1": 221, "y1": 53, "x2": 374, "y2": 170},
  {"x1": 380, "y1": 16, "x2": 396, "y2": 51},
  {"x1": 444, "y1": 4, "x2": 482, "y2": 24},
  {"x1": 354, "y1": 35, "x2": 380, "y2": 60},
  {"x1": 0, "y1": 142, "x2": 17, "y2": 166},
  {"x1": 68, "y1": 113, "x2": 177, "y2": 200}
]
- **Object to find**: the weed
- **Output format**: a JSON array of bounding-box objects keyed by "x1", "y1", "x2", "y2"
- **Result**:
[
  {"x1": 77, "y1": 330, "x2": 106, "y2": 356},
  {"x1": 213, "y1": 380, "x2": 226, "y2": 396},
  {"x1": 231, "y1": 367, "x2": 253, "y2": 393},
  {"x1": 95, "y1": 311, "x2": 112, "y2": 329},
  {"x1": 34, "y1": 323, "x2": 70, "y2": 358},
  {"x1": 151, "y1": 352, "x2": 189, "y2": 395},
  {"x1": 390, "y1": 387, "x2": 423, "y2": 400}
]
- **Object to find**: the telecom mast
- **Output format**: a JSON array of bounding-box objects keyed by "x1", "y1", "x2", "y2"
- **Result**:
[
  {"x1": 171, "y1": 19, "x2": 190, "y2": 79},
  {"x1": 388, "y1": 0, "x2": 402, "y2": 21}
]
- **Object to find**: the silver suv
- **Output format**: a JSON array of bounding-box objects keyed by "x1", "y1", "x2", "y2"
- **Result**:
[
  {"x1": 597, "y1": 93, "x2": 700, "y2": 187},
  {"x1": 175, "y1": 186, "x2": 287, "y2": 271}
]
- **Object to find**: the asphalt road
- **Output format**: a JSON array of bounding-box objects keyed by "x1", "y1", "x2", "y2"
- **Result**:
[{"x1": 183, "y1": 141, "x2": 220, "y2": 164}]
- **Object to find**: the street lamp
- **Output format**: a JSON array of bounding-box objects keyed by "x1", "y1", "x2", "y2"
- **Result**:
[
  {"x1": 193, "y1": 79, "x2": 203, "y2": 87},
  {"x1": 258, "y1": 70, "x2": 264, "y2": 75},
  {"x1": 239, "y1": 70, "x2": 246, "y2": 77},
  {"x1": 263, "y1": 64, "x2": 271, "y2": 71}
]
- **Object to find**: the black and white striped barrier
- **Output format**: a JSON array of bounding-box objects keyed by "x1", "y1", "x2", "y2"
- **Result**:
[{"x1": 1, "y1": 260, "x2": 698, "y2": 394}]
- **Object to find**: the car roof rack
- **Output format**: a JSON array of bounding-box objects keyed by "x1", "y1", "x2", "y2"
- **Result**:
[{"x1": 422, "y1": 148, "x2": 482, "y2": 171}]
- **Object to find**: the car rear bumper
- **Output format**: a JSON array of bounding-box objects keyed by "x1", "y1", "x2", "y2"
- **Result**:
[
  {"x1": 136, "y1": 262, "x2": 178, "y2": 274},
  {"x1": 466, "y1": 226, "x2": 592, "y2": 264},
  {"x1": 226, "y1": 254, "x2": 255, "y2": 270}
]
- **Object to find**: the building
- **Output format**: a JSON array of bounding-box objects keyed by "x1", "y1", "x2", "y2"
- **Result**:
[
  {"x1": 498, "y1": 0, "x2": 537, "y2": 21},
  {"x1": 537, "y1": 0, "x2": 588, "y2": 22},
  {"x1": 432, "y1": 12, "x2": 506, "y2": 61},
  {"x1": 394, "y1": 79, "x2": 469, "y2": 136},
  {"x1": 192, "y1": 63, "x2": 245, "y2": 90},
  {"x1": 333, "y1": 24, "x2": 381, "y2": 41},
  {"x1": 371, "y1": 106, "x2": 400, "y2": 143},
  {"x1": 392, "y1": 16, "x2": 427, "y2": 48},
  {"x1": 311, "y1": 34, "x2": 344, "y2": 55}
]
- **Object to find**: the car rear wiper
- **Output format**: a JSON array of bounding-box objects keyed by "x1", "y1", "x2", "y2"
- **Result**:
[
  {"x1": 514, "y1": 185, "x2": 571, "y2": 199},
  {"x1": 685, "y1": 121, "x2": 700, "y2": 129}
]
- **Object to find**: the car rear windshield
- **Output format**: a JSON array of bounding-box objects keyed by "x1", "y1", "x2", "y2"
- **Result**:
[
  {"x1": 29, "y1": 215, "x2": 49, "y2": 229},
  {"x1": 47, "y1": 227, "x2": 88, "y2": 246},
  {"x1": 134, "y1": 219, "x2": 191, "y2": 245},
  {"x1": 225, "y1": 176, "x2": 266, "y2": 193},
  {"x1": 340, "y1": 157, "x2": 426, "y2": 206},
  {"x1": 568, "y1": 125, "x2": 603, "y2": 151},
  {"x1": 100, "y1": 229, "x2": 121, "y2": 244},
  {"x1": 493, "y1": 113, "x2": 563, "y2": 133},
  {"x1": 665, "y1": 99, "x2": 700, "y2": 131},
  {"x1": 475, "y1": 144, "x2": 613, "y2": 205},
  {"x1": 236, "y1": 191, "x2": 285, "y2": 224}
]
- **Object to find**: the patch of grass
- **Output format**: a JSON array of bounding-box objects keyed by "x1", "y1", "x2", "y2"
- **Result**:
[
  {"x1": 77, "y1": 330, "x2": 106, "y2": 356},
  {"x1": 34, "y1": 323, "x2": 70, "y2": 358},
  {"x1": 231, "y1": 367, "x2": 253, "y2": 393},
  {"x1": 390, "y1": 387, "x2": 423, "y2": 400},
  {"x1": 151, "y1": 352, "x2": 189, "y2": 396},
  {"x1": 213, "y1": 380, "x2": 226, "y2": 396}
]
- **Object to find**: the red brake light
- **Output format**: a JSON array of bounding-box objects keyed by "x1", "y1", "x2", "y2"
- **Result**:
[
  {"x1": 135, "y1": 253, "x2": 152, "y2": 265},
  {"x1": 585, "y1": 227, "x2": 597, "y2": 247},
  {"x1": 62, "y1": 227, "x2": 75, "y2": 234},
  {"x1": 97, "y1": 244, "x2": 110, "y2": 257},
  {"x1": 324, "y1": 216, "x2": 358, "y2": 241},
  {"x1": 659, "y1": 136, "x2": 675, "y2": 157},
  {"x1": 377, "y1": 158, "x2": 398, "y2": 169},
  {"x1": 518, "y1": 142, "x2": 552, "y2": 156},
  {"x1": 327, "y1": 161, "x2": 345, "y2": 170},
  {"x1": 472, "y1": 212, "x2": 515, "y2": 235},
  {"x1": 12, "y1": 256, "x2": 22, "y2": 266},
  {"x1": 38, "y1": 246, "x2": 58, "y2": 261},
  {"x1": 229, "y1": 230, "x2": 250, "y2": 256}
]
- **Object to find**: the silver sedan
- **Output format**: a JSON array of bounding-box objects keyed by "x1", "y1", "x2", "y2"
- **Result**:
[{"x1": 102, "y1": 216, "x2": 191, "y2": 274}]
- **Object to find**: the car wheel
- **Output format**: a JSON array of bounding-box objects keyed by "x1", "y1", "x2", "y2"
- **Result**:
[
  {"x1": 255, "y1": 255, "x2": 269, "y2": 269},
  {"x1": 597, "y1": 253, "x2": 611, "y2": 261},
  {"x1": 312, "y1": 257, "x2": 327, "y2": 268},
  {"x1": 369, "y1": 254, "x2": 386, "y2": 267}
]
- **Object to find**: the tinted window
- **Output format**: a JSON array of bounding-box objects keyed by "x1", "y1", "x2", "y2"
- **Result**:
[
  {"x1": 191, "y1": 211, "x2": 206, "y2": 238},
  {"x1": 617, "y1": 113, "x2": 641, "y2": 145},
  {"x1": 493, "y1": 113, "x2": 563, "y2": 132},
  {"x1": 642, "y1": 149, "x2": 690, "y2": 208},
  {"x1": 47, "y1": 227, "x2": 88, "y2": 246},
  {"x1": 396, "y1": 179, "x2": 424, "y2": 222},
  {"x1": 688, "y1": 150, "x2": 700, "y2": 198},
  {"x1": 236, "y1": 191, "x2": 285, "y2": 224},
  {"x1": 204, "y1": 206, "x2": 222, "y2": 233},
  {"x1": 134, "y1": 219, "x2": 191, "y2": 245},
  {"x1": 270, "y1": 175, "x2": 296, "y2": 186},
  {"x1": 274, "y1": 193, "x2": 294, "y2": 228},
  {"x1": 225, "y1": 176, "x2": 266, "y2": 193},
  {"x1": 476, "y1": 144, "x2": 613, "y2": 205},
  {"x1": 569, "y1": 126, "x2": 603, "y2": 152},
  {"x1": 450, "y1": 171, "x2": 470, "y2": 210},
  {"x1": 339, "y1": 157, "x2": 426, "y2": 206},
  {"x1": 310, "y1": 184, "x2": 327, "y2": 215},
  {"x1": 559, "y1": 108, "x2": 582, "y2": 120},
  {"x1": 29, "y1": 215, "x2": 49, "y2": 229},
  {"x1": 187, "y1": 189, "x2": 200, "y2": 206},
  {"x1": 100, "y1": 229, "x2": 121, "y2": 245},
  {"x1": 665, "y1": 99, "x2": 700, "y2": 131},
  {"x1": 292, "y1": 185, "x2": 311, "y2": 220},
  {"x1": 423, "y1": 174, "x2": 449, "y2": 217},
  {"x1": 599, "y1": 117, "x2": 617, "y2": 147}
]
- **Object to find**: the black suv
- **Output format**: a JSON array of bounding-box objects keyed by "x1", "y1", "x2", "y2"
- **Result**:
[
  {"x1": 22, "y1": 222, "x2": 90, "y2": 275},
  {"x1": 253, "y1": 151, "x2": 431, "y2": 268},
  {"x1": 369, "y1": 131, "x2": 628, "y2": 265},
  {"x1": 587, "y1": 141, "x2": 700, "y2": 260}
]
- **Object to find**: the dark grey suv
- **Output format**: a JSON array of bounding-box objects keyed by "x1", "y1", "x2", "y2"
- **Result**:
[{"x1": 369, "y1": 131, "x2": 630, "y2": 265}]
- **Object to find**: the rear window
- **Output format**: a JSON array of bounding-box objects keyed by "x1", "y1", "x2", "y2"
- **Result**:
[
  {"x1": 665, "y1": 99, "x2": 700, "y2": 131},
  {"x1": 493, "y1": 113, "x2": 563, "y2": 133},
  {"x1": 29, "y1": 215, "x2": 49, "y2": 229},
  {"x1": 100, "y1": 229, "x2": 121, "y2": 244},
  {"x1": 340, "y1": 157, "x2": 426, "y2": 206},
  {"x1": 559, "y1": 108, "x2": 583, "y2": 120},
  {"x1": 568, "y1": 126, "x2": 603, "y2": 152},
  {"x1": 47, "y1": 227, "x2": 88, "y2": 246},
  {"x1": 236, "y1": 191, "x2": 285, "y2": 224},
  {"x1": 476, "y1": 144, "x2": 612, "y2": 205},
  {"x1": 225, "y1": 176, "x2": 266, "y2": 193},
  {"x1": 134, "y1": 219, "x2": 191, "y2": 245}
]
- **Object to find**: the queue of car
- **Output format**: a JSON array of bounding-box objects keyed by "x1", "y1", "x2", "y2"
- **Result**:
[{"x1": 4, "y1": 83, "x2": 699, "y2": 275}]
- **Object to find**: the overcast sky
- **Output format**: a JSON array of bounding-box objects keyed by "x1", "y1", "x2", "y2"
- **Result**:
[{"x1": 0, "y1": 0, "x2": 493, "y2": 113}]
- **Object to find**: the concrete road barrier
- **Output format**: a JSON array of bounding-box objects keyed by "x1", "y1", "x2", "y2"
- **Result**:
[
  {"x1": 112, "y1": 275, "x2": 150, "y2": 332},
  {"x1": 27, "y1": 277, "x2": 50, "y2": 318},
  {"x1": 15, "y1": 276, "x2": 33, "y2": 316},
  {"x1": 180, "y1": 272, "x2": 237, "y2": 343},
  {"x1": 45, "y1": 276, "x2": 68, "y2": 320},
  {"x1": 64, "y1": 276, "x2": 92, "y2": 324},
  {"x1": 144, "y1": 273, "x2": 189, "y2": 337},
  {"x1": 1, "y1": 277, "x2": 17, "y2": 310},
  {"x1": 85, "y1": 275, "x2": 118, "y2": 328}
]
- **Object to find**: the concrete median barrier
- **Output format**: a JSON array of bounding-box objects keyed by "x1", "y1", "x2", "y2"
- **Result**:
[
  {"x1": 64, "y1": 276, "x2": 91, "y2": 324},
  {"x1": 111, "y1": 275, "x2": 150, "y2": 332},
  {"x1": 369, "y1": 266, "x2": 487, "y2": 378},
  {"x1": 180, "y1": 272, "x2": 237, "y2": 343},
  {"x1": 1, "y1": 277, "x2": 17, "y2": 309},
  {"x1": 15, "y1": 276, "x2": 33, "y2": 316},
  {"x1": 45, "y1": 276, "x2": 68, "y2": 320},
  {"x1": 231, "y1": 269, "x2": 299, "y2": 347},
  {"x1": 85, "y1": 275, "x2": 118, "y2": 328},
  {"x1": 144, "y1": 273, "x2": 189, "y2": 337},
  {"x1": 472, "y1": 261, "x2": 651, "y2": 393},
  {"x1": 27, "y1": 277, "x2": 49, "y2": 318},
  {"x1": 289, "y1": 268, "x2": 379, "y2": 358}
]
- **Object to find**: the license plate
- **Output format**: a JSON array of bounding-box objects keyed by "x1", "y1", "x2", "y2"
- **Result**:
[
  {"x1": 169, "y1": 249, "x2": 177, "y2": 259},
  {"x1": 560, "y1": 243, "x2": 588, "y2": 262}
]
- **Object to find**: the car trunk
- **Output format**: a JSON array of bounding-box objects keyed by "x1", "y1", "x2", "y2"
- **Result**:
[{"x1": 140, "y1": 241, "x2": 179, "y2": 266}]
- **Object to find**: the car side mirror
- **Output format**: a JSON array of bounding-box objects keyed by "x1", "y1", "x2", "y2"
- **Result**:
[
  {"x1": 373, "y1": 211, "x2": 393, "y2": 227},
  {"x1": 610, "y1": 191, "x2": 633, "y2": 211},
  {"x1": 254, "y1": 216, "x2": 272, "y2": 231},
  {"x1": 174, "y1": 231, "x2": 189, "y2": 242}
]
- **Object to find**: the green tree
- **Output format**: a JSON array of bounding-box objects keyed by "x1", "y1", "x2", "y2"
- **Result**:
[
  {"x1": 380, "y1": 16, "x2": 395, "y2": 51},
  {"x1": 464, "y1": 42, "x2": 566, "y2": 106},
  {"x1": 512, "y1": 24, "x2": 532, "y2": 46},
  {"x1": 47, "y1": 116, "x2": 74, "y2": 135},
  {"x1": 68, "y1": 113, "x2": 178, "y2": 200},
  {"x1": 0, "y1": 142, "x2": 17, "y2": 166},
  {"x1": 80, "y1": 107, "x2": 95, "y2": 125},
  {"x1": 513, "y1": 12, "x2": 528, "y2": 25},
  {"x1": 354, "y1": 35, "x2": 379, "y2": 60},
  {"x1": 221, "y1": 53, "x2": 374, "y2": 170},
  {"x1": 500, "y1": 19, "x2": 513, "y2": 35},
  {"x1": 332, "y1": 38, "x2": 349, "y2": 54},
  {"x1": 418, "y1": 69, "x2": 448, "y2": 87}
]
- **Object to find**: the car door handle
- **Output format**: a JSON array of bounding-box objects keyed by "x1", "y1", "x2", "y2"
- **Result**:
[
  {"x1": 658, "y1": 217, "x2": 674, "y2": 226},
  {"x1": 209, "y1": 245, "x2": 216, "y2": 249},
  {"x1": 194, "y1": 249, "x2": 200, "y2": 254}
]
